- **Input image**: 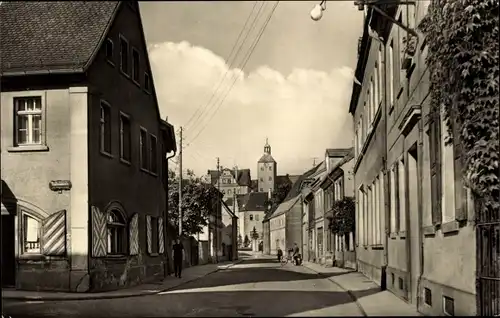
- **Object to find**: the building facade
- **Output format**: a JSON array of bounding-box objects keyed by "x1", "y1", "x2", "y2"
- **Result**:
[
  {"x1": 207, "y1": 167, "x2": 252, "y2": 201},
  {"x1": 350, "y1": 1, "x2": 476, "y2": 315},
  {"x1": 0, "y1": 1, "x2": 176, "y2": 292},
  {"x1": 319, "y1": 149, "x2": 355, "y2": 269},
  {"x1": 236, "y1": 192, "x2": 268, "y2": 250}
]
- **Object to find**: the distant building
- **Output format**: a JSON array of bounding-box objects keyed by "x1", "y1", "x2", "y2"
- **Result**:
[
  {"x1": 0, "y1": 1, "x2": 176, "y2": 292},
  {"x1": 207, "y1": 167, "x2": 252, "y2": 200},
  {"x1": 236, "y1": 192, "x2": 268, "y2": 251}
]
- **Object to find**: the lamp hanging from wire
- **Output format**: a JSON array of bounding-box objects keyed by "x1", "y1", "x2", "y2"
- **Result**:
[{"x1": 310, "y1": 0, "x2": 327, "y2": 21}]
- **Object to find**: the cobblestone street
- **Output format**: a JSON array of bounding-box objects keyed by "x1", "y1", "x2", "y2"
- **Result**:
[{"x1": 3, "y1": 255, "x2": 371, "y2": 317}]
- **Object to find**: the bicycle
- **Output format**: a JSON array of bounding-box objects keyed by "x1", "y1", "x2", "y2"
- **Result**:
[
  {"x1": 281, "y1": 254, "x2": 302, "y2": 266},
  {"x1": 280, "y1": 255, "x2": 292, "y2": 266}
]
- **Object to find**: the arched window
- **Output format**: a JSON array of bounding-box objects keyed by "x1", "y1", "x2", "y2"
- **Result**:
[
  {"x1": 22, "y1": 212, "x2": 41, "y2": 254},
  {"x1": 107, "y1": 210, "x2": 126, "y2": 255},
  {"x1": 249, "y1": 214, "x2": 254, "y2": 221}
]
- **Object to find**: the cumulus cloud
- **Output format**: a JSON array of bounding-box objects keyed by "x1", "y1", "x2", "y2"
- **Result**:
[{"x1": 149, "y1": 41, "x2": 354, "y2": 177}]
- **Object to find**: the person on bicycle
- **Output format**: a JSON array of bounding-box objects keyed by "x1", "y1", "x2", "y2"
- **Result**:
[
  {"x1": 292, "y1": 243, "x2": 300, "y2": 266},
  {"x1": 277, "y1": 247, "x2": 283, "y2": 262}
]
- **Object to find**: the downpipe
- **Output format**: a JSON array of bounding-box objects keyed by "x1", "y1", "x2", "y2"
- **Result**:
[{"x1": 416, "y1": 114, "x2": 425, "y2": 310}]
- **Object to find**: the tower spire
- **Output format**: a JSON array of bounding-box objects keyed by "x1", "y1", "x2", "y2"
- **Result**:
[{"x1": 264, "y1": 138, "x2": 271, "y2": 155}]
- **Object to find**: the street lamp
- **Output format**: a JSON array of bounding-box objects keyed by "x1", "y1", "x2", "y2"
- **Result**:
[
  {"x1": 309, "y1": 0, "x2": 418, "y2": 38},
  {"x1": 310, "y1": 0, "x2": 326, "y2": 21}
]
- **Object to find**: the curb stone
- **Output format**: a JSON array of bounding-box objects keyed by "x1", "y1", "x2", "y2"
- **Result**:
[
  {"x1": 3, "y1": 259, "x2": 244, "y2": 302},
  {"x1": 302, "y1": 263, "x2": 368, "y2": 317}
]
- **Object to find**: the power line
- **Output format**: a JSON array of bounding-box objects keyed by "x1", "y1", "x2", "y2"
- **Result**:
[
  {"x1": 187, "y1": 1, "x2": 280, "y2": 145},
  {"x1": 183, "y1": 1, "x2": 262, "y2": 131}
]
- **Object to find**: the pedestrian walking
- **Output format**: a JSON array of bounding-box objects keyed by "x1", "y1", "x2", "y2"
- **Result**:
[
  {"x1": 277, "y1": 247, "x2": 283, "y2": 262},
  {"x1": 292, "y1": 243, "x2": 301, "y2": 266},
  {"x1": 173, "y1": 238, "x2": 184, "y2": 278}
]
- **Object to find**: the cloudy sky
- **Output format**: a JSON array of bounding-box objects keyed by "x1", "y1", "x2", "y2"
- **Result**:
[{"x1": 140, "y1": 1, "x2": 364, "y2": 178}]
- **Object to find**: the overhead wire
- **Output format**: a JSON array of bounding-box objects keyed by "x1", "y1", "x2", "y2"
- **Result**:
[
  {"x1": 183, "y1": 1, "x2": 263, "y2": 131},
  {"x1": 186, "y1": 1, "x2": 280, "y2": 145}
]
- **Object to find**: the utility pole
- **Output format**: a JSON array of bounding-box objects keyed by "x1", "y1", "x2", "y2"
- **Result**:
[
  {"x1": 216, "y1": 157, "x2": 220, "y2": 263},
  {"x1": 178, "y1": 127, "x2": 183, "y2": 237}
]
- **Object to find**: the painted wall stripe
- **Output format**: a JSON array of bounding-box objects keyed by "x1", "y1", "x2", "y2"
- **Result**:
[{"x1": 42, "y1": 209, "x2": 66, "y2": 256}]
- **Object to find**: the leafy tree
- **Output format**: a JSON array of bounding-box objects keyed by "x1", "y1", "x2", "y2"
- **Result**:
[
  {"x1": 244, "y1": 235, "x2": 250, "y2": 247},
  {"x1": 329, "y1": 197, "x2": 355, "y2": 237},
  {"x1": 419, "y1": 0, "x2": 499, "y2": 216},
  {"x1": 167, "y1": 168, "x2": 221, "y2": 236},
  {"x1": 251, "y1": 226, "x2": 259, "y2": 240},
  {"x1": 237, "y1": 234, "x2": 243, "y2": 247}
]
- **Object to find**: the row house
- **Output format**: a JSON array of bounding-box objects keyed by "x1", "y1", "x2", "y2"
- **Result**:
[
  {"x1": 319, "y1": 149, "x2": 355, "y2": 269},
  {"x1": 0, "y1": 1, "x2": 176, "y2": 292},
  {"x1": 350, "y1": 1, "x2": 476, "y2": 315},
  {"x1": 265, "y1": 171, "x2": 312, "y2": 255}
]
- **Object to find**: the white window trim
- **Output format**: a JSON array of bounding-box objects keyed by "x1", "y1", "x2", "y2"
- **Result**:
[
  {"x1": 440, "y1": 108, "x2": 456, "y2": 223},
  {"x1": 388, "y1": 40, "x2": 395, "y2": 108},
  {"x1": 8, "y1": 91, "x2": 48, "y2": 153},
  {"x1": 390, "y1": 166, "x2": 397, "y2": 233}
]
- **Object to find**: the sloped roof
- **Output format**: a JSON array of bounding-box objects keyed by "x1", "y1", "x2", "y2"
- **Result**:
[
  {"x1": 250, "y1": 179, "x2": 258, "y2": 191},
  {"x1": 224, "y1": 197, "x2": 234, "y2": 208},
  {"x1": 326, "y1": 148, "x2": 353, "y2": 158},
  {"x1": 320, "y1": 149, "x2": 355, "y2": 186},
  {"x1": 1, "y1": 1, "x2": 120, "y2": 75},
  {"x1": 258, "y1": 153, "x2": 276, "y2": 163},
  {"x1": 268, "y1": 195, "x2": 301, "y2": 219},
  {"x1": 263, "y1": 165, "x2": 321, "y2": 222},
  {"x1": 208, "y1": 169, "x2": 252, "y2": 187},
  {"x1": 236, "y1": 192, "x2": 268, "y2": 211}
]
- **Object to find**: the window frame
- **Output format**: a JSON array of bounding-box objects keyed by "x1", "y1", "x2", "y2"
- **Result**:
[
  {"x1": 20, "y1": 210, "x2": 42, "y2": 256},
  {"x1": 131, "y1": 47, "x2": 141, "y2": 86},
  {"x1": 107, "y1": 209, "x2": 127, "y2": 255},
  {"x1": 105, "y1": 38, "x2": 114, "y2": 66},
  {"x1": 139, "y1": 127, "x2": 149, "y2": 172},
  {"x1": 100, "y1": 100, "x2": 112, "y2": 157},
  {"x1": 119, "y1": 34, "x2": 130, "y2": 77},
  {"x1": 144, "y1": 72, "x2": 151, "y2": 94},
  {"x1": 388, "y1": 40, "x2": 395, "y2": 110},
  {"x1": 13, "y1": 96, "x2": 44, "y2": 148},
  {"x1": 119, "y1": 112, "x2": 132, "y2": 165},
  {"x1": 149, "y1": 133, "x2": 158, "y2": 176}
]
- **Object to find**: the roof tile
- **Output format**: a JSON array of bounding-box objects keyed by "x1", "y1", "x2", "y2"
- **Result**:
[{"x1": 1, "y1": 1, "x2": 119, "y2": 74}]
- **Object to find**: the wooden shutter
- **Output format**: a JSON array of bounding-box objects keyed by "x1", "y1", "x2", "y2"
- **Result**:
[
  {"x1": 91, "y1": 206, "x2": 107, "y2": 257},
  {"x1": 42, "y1": 209, "x2": 66, "y2": 256},
  {"x1": 146, "y1": 215, "x2": 152, "y2": 254},
  {"x1": 158, "y1": 216, "x2": 165, "y2": 254},
  {"x1": 452, "y1": 117, "x2": 468, "y2": 221},
  {"x1": 428, "y1": 114, "x2": 442, "y2": 225},
  {"x1": 129, "y1": 213, "x2": 139, "y2": 255}
]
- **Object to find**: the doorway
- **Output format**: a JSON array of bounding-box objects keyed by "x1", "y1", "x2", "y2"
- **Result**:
[{"x1": 1, "y1": 214, "x2": 16, "y2": 287}]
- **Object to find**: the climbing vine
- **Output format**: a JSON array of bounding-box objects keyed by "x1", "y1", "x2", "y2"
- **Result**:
[{"x1": 418, "y1": 0, "x2": 499, "y2": 215}]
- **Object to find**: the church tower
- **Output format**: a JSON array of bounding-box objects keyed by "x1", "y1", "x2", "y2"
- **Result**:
[{"x1": 257, "y1": 138, "x2": 277, "y2": 194}]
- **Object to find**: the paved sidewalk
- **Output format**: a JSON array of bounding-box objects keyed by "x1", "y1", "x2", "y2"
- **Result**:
[
  {"x1": 2, "y1": 259, "x2": 242, "y2": 301},
  {"x1": 303, "y1": 262, "x2": 422, "y2": 316}
]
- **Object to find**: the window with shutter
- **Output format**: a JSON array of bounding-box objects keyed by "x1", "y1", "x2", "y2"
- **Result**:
[
  {"x1": 158, "y1": 216, "x2": 165, "y2": 254},
  {"x1": 452, "y1": 116, "x2": 468, "y2": 221},
  {"x1": 428, "y1": 113, "x2": 442, "y2": 225}
]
